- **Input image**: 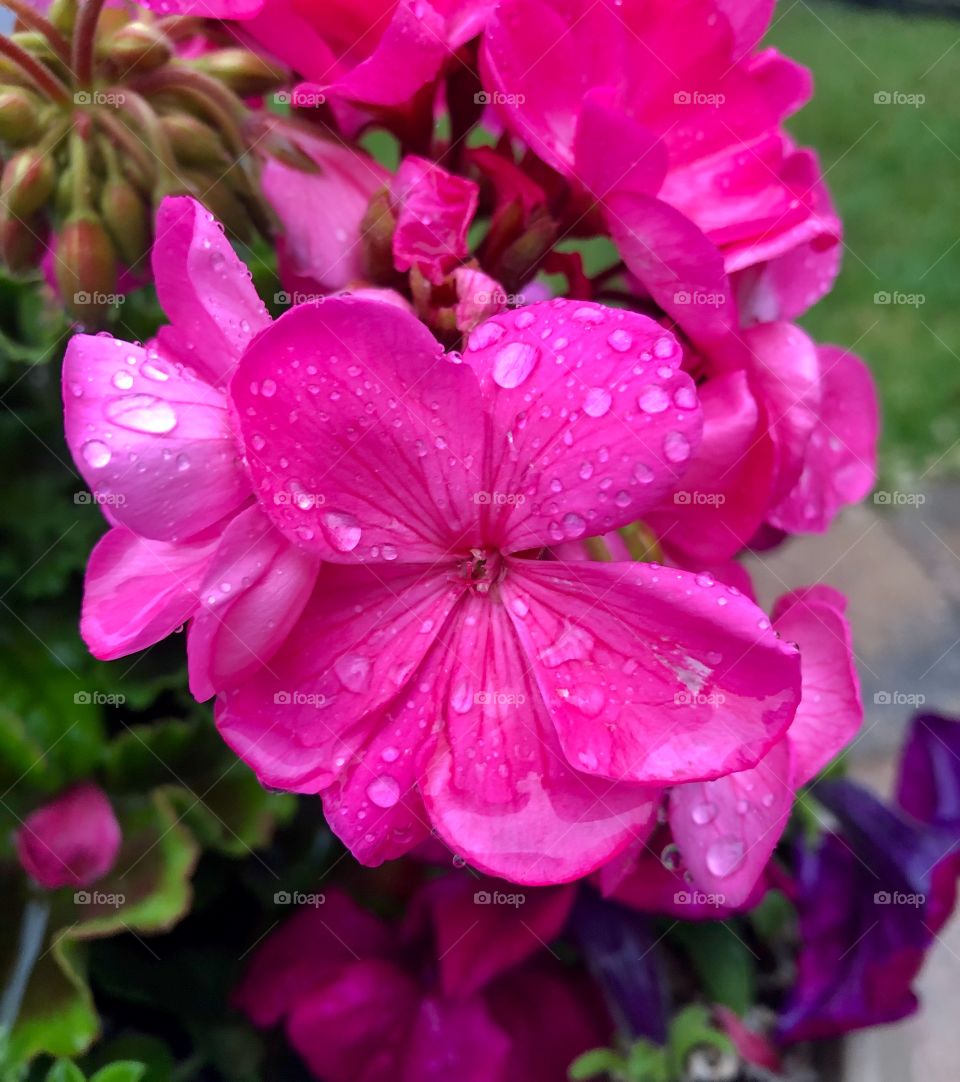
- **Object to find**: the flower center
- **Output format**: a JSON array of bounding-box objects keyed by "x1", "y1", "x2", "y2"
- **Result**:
[{"x1": 462, "y1": 548, "x2": 504, "y2": 594}]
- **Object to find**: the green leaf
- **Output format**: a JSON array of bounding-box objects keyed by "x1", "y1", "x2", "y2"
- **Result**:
[
  {"x1": 88, "y1": 1063, "x2": 146, "y2": 1082},
  {"x1": 568, "y1": 1047, "x2": 625, "y2": 1080},
  {"x1": 83, "y1": 1035, "x2": 173, "y2": 1082},
  {"x1": 668, "y1": 922, "x2": 755, "y2": 1015},
  {"x1": 44, "y1": 1061, "x2": 85, "y2": 1082},
  {"x1": 666, "y1": 1006, "x2": 733, "y2": 1079}
]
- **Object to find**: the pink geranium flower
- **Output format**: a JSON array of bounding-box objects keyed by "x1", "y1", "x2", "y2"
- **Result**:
[
  {"x1": 235, "y1": 879, "x2": 605, "y2": 1082},
  {"x1": 217, "y1": 296, "x2": 800, "y2": 883},
  {"x1": 16, "y1": 784, "x2": 121, "y2": 890},
  {"x1": 63, "y1": 197, "x2": 320, "y2": 700},
  {"x1": 481, "y1": 0, "x2": 840, "y2": 322}
]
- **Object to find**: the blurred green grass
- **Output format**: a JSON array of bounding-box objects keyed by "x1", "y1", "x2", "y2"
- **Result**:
[{"x1": 767, "y1": 1, "x2": 960, "y2": 482}]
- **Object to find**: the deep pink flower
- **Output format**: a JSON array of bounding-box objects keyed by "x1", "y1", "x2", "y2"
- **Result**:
[
  {"x1": 63, "y1": 197, "x2": 320, "y2": 700},
  {"x1": 261, "y1": 129, "x2": 390, "y2": 294},
  {"x1": 217, "y1": 296, "x2": 800, "y2": 882},
  {"x1": 235, "y1": 880, "x2": 605, "y2": 1082},
  {"x1": 391, "y1": 156, "x2": 479, "y2": 285},
  {"x1": 239, "y1": 0, "x2": 494, "y2": 108},
  {"x1": 481, "y1": 0, "x2": 839, "y2": 320},
  {"x1": 15, "y1": 784, "x2": 121, "y2": 890}
]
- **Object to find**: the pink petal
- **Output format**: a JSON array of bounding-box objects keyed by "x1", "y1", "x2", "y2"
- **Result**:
[
  {"x1": 216, "y1": 561, "x2": 460, "y2": 794},
  {"x1": 262, "y1": 131, "x2": 389, "y2": 293},
  {"x1": 421, "y1": 591, "x2": 661, "y2": 885},
  {"x1": 152, "y1": 196, "x2": 269, "y2": 387},
  {"x1": 287, "y1": 960, "x2": 420, "y2": 1082},
  {"x1": 670, "y1": 736, "x2": 793, "y2": 907},
  {"x1": 233, "y1": 889, "x2": 392, "y2": 1028},
  {"x1": 603, "y1": 192, "x2": 739, "y2": 356},
  {"x1": 453, "y1": 266, "x2": 507, "y2": 332},
  {"x1": 744, "y1": 321, "x2": 821, "y2": 504},
  {"x1": 139, "y1": 0, "x2": 263, "y2": 14},
  {"x1": 402, "y1": 996, "x2": 511, "y2": 1082},
  {"x1": 187, "y1": 505, "x2": 320, "y2": 701},
  {"x1": 81, "y1": 527, "x2": 216, "y2": 660},
  {"x1": 231, "y1": 298, "x2": 487, "y2": 562},
  {"x1": 392, "y1": 156, "x2": 479, "y2": 285},
  {"x1": 572, "y1": 89, "x2": 667, "y2": 200},
  {"x1": 461, "y1": 300, "x2": 703, "y2": 553},
  {"x1": 63, "y1": 335, "x2": 251, "y2": 542},
  {"x1": 772, "y1": 585, "x2": 862, "y2": 785},
  {"x1": 16, "y1": 783, "x2": 121, "y2": 890},
  {"x1": 716, "y1": 0, "x2": 776, "y2": 58},
  {"x1": 648, "y1": 369, "x2": 775, "y2": 568},
  {"x1": 767, "y1": 346, "x2": 878, "y2": 533},
  {"x1": 425, "y1": 876, "x2": 575, "y2": 997},
  {"x1": 505, "y1": 558, "x2": 801, "y2": 785}
]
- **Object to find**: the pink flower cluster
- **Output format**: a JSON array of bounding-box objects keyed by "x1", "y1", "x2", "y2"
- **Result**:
[{"x1": 65, "y1": 0, "x2": 875, "y2": 912}]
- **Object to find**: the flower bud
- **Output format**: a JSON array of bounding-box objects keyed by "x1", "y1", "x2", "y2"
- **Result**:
[
  {"x1": 160, "y1": 113, "x2": 229, "y2": 168},
  {"x1": 48, "y1": 0, "x2": 79, "y2": 36},
  {"x1": 105, "y1": 22, "x2": 172, "y2": 75},
  {"x1": 15, "y1": 783, "x2": 122, "y2": 890},
  {"x1": 0, "y1": 86, "x2": 42, "y2": 146},
  {"x1": 192, "y1": 49, "x2": 286, "y2": 97},
  {"x1": 99, "y1": 173, "x2": 149, "y2": 266},
  {"x1": 2, "y1": 148, "x2": 55, "y2": 219},
  {"x1": 55, "y1": 211, "x2": 118, "y2": 321},
  {"x1": 0, "y1": 210, "x2": 43, "y2": 274}
]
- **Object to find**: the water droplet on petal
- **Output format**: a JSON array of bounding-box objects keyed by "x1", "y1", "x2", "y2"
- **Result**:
[
  {"x1": 261, "y1": 378, "x2": 277, "y2": 398},
  {"x1": 638, "y1": 386, "x2": 669, "y2": 413},
  {"x1": 661, "y1": 843, "x2": 682, "y2": 871},
  {"x1": 607, "y1": 328, "x2": 632, "y2": 352},
  {"x1": 323, "y1": 511, "x2": 361, "y2": 551},
  {"x1": 692, "y1": 801, "x2": 718, "y2": 825},
  {"x1": 112, "y1": 370, "x2": 134, "y2": 390},
  {"x1": 82, "y1": 440, "x2": 111, "y2": 468},
  {"x1": 634, "y1": 462, "x2": 654, "y2": 484},
  {"x1": 492, "y1": 342, "x2": 539, "y2": 388},
  {"x1": 367, "y1": 775, "x2": 400, "y2": 808},
  {"x1": 706, "y1": 837, "x2": 746, "y2": 878},
  {"x1": 562, "y1": 512, "x2": 586, "y2": 538},
  {"x1": 334, "y1": 653, "x2": 371, "y2": 692},
  {"x1": 583, "y1": 387, "x2": 612, "y2": 417},
  {"x1": 663, "y1": 431, "x2": 691, "y2": 463},
  {"x1": 514, "y1": 310, "x2": 536, "y2": 329},
  {"x1": 573, "y1": 306, "x2": 604, "y2": 324},
  {"x1": 673, "y1": 385, "x2": 697, "y2": 410},
  {"x1": 653, "y1": 335, "x2": 676, "y2": 359},
  {"x1": 381, "y1": 745, "x2": 400, "y2": 763},
  {"x1": 468, "y1": 321, "x2": 505, "y2": 350},
  {"x1": 105, "y1": 395, "x2": 177, "y2": 434}
]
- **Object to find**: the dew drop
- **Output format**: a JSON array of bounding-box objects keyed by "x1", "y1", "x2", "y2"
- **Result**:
[
  {"x1": 112, "y1": 370, "x2": 134, "y2": 390},
  {"x1": 573, "y1": 306, "x2": 604, "y2": 324},
  {"x1": 381, "y1": 745, "x2": 400, "y2": 763},
  {"x1": 261, "y1": 379, "x2": 277, "y2": 398},
  {"x1": 661, "y1": 843, "x2": 682, "y2": 871},
  {"x1": 638, "y1": 385, "x2": 669, "y2": 414},
  {"x1": 673, "y1": 385, "x2": 697, "y2": 410},
  {"x1": 706, "y1": 837, "x2": 746, "y2": 878},
  {"x1": 607, "y1": 329, "x2": 632, "y2": 352},
  {"x1": 468, "y1": 321, "x2": 505, "y2": 350},
  {"x1": 492, "y1": 342, "x2": 540, "y2": 388},
  {"x1": 82, "y1": 440, "x2": 111, "y2": 468},
  {"x1": 583, "y1": 387, "x2": 612, "y2": 417},
  {"x1": 323, "y1": 511, "x2": 361, "y2": 552},
  {"x1": 562, "y1": 511, "x2": 586, "y2": 538},
  {"x1": 692, "y1": 801, "x2": 718, "y2": 825},
  {"x1": 105, "y1": 395, "x2": 177, "y2": 434},
  {"x1": 663, "y1": 431, "x2": 691, "y2": 463},
  {"x1": 334, "y1": 653, "x2": 371, "y2": 692},
  {"x1": 367, "y1": 775, "x2": 400, "y2": 808}
]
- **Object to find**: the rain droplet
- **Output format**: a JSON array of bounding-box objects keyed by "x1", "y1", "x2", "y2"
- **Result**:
[
  {"x1": 112, "y1": 370, "x2": 134, "y2": 390},
  {"x1": 492, "y1": 342, "x2": 540, "y2": 388},
  {"x1": 261, "y1": 379, "x2": 277, "y2": 397},
  {"x1": 706, "y1": 837, "x2": 746, "y2": 878},
  {"x1": 381, "y1": 745, "x2": 400, "y2": 763},
  {"x1": 653, "y1": 335, "x2": 676, "y2": 359},
  {"x1": 323, "y1": 511, "x2": 361, "y2": 552},
  {"x1": 583, "y1": 387, "x2": 612, "y2": 417},
  {"x1": 673, "y1": 385, "x2": 697, "y2": 410},
  {"x1": 468, "y1": 321, "x2": 506, "y2": 350},
  {"x1": 105, "y1": 395, "x2": 177, "y2": 434},
  {"x1": 663, "y1": 431, "x2": 691, "y2": 463},
  {"x1": 638, "y1": 386, "x2": 669, "y2": 413},
  {"x1": 367, "y1": 775, "x2": 400, "y2": 808},
  {"x1": 692, "y1": 801, "x2": 718, "y2": 825},
  {"x1": 607, "y1": 329, "x2": 632, "y2": 352},
  {"x1": 661, "y1": 843, "x2": 682, "y2": 871},
  {"x1": 334, "y1": 653, "x2": 371, "y2": 692},
  {"x1": 82, "y1": 440, "x2": 111, "y2": 468}
]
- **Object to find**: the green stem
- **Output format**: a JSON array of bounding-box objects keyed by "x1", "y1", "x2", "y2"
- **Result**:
[
  {"x1": 0, "y1": 896, "x2": 51, "y2": 1034},
  {"x1": 3, "y1": 0, "x2": 71, "y2": 66},
  {"x1": 0, "y1": 33, "x2": 70, "y2": 101},
  {"x1": 71, "y1": 0, "x2": 108, "y2": 87}
]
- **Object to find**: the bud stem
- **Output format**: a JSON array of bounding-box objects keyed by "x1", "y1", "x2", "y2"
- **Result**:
[
  {"x1": 71, "y1": 0, "x2": 108, "y2": 87},
  {"x1": 132, "y1": 66, "x2": 247, "y2": 158},
  {"x1": 3, "y1": 0, "x2": 71, "y2": 66},
  {"x1": 0, "y1": 33, "x2": 70, "y2": 102},
  {"x1": 0, "y1": 895, "x2": 51, "y2": 1034}
]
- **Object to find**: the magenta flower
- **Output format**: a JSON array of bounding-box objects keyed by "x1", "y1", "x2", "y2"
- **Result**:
[
  {"x1": 217, "y1": 295, "x2": 800, "y2": 882},
  {"x1": 600, "y1": 582, "x2": 862, "y2": 911},
  {"x1": 15, "y1": 784, "x2": 121, "y2": 890},
  {"x1": 261, "y1": 128, "x2": 390, "y2": 294},
  {"x1": 63, "y1": 197, "x2": 320, "y2": 700},
  {"x1": 235, "y1": 879, "x2": 606, "y2": 1082},
  {"x1": 482, "y1": 0, "x2": 839, "y2": 322}
]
